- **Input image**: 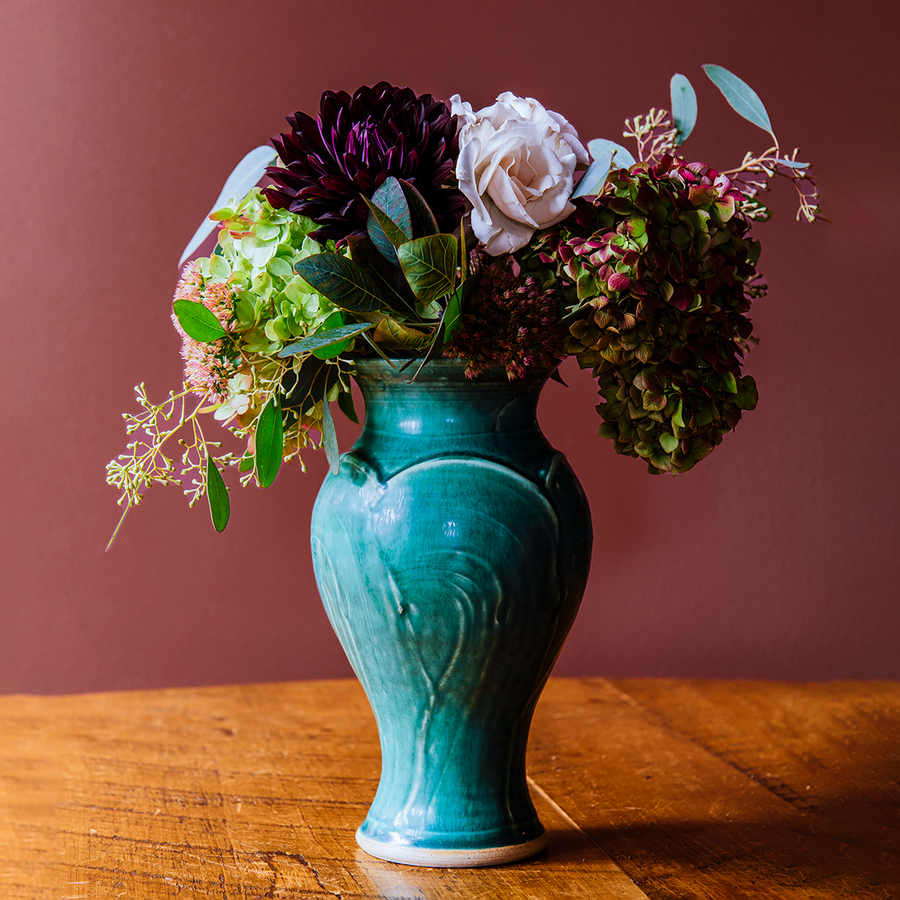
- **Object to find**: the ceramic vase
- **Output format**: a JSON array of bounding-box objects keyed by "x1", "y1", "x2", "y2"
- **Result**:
[{"x1": 310, "y1": 358, "x2": 592, "y2": 867}]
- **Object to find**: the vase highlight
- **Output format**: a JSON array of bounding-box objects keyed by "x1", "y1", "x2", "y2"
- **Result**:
[{"x1": 311, "y1": 359, "x2": 592, "y2": 866}]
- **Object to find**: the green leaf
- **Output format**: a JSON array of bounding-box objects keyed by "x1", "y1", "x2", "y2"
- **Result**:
[
  {"x1": 294, "y1": 253, "x2": 383, "y2": 312},
  {"x1": 441, "y1": 273, "x2": 477, "y2": 345},
  {"x1": 278, "y1": 321, "x2": 376, "y2": 358},
  {"x1": 572, "y1": 150, "x2": 613, "y2": 198},
  {"x1": 347, "y1": 235, "x2": 417, "y2": 314},
  {"x1": 364, "y1": 177, "x2": 412, "y2": 263},
  {"x1": 670, "y1": 73, "x2": 697, "y2": 145},
  {"x1": 206, "y1": 456, "x2": 230, "y2": 533},
  {"x1": 397, "y1": 234, "x2": 458, "y2": 303},
  {"x1": 400, "y1": 179, "x2": 439, "y2": 236},
  {"x1": 321, "y1": 399, "x2": 340, "y2": 474},
  {"x1": 281, "y1": 356, "x2": 339, "y2": 410},
  {"x1": 587, "y1": 138, "x2": 636, "y2": 170},
  {"x1": 442, "y1": 286, "x2": 464, "y2": 344},
  {"x1": 238, "y1": 454, "x2": 254, "y2": 472},
  {"x1": 179, "y1": 145, "x2": 278, "y2": 265},
  {"x1": 371, "y1": 177, "x2": 412, "y2": 237},
  {"x1": 312, "y1": 311, "x2": 347, "y2": 359},
  {"x1": 702, "y1": 64, "x2": 776, "y2": 143},
  {"x1": 255, "y1": 397, "x2": 283, "y2": 488},
  {"x1": 172, "y1": 299, "x2": 227, "y2": 342},
  {"x1": 337, "y1": 386, "x2": 359, "y2": 424}
]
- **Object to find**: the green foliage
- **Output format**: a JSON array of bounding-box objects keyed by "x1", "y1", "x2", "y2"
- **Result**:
[
  {"x1": 172, "y1": 299, "x2": 227, "y2": 342},
  {"x1": 703, "y1": 64, "x2": 776, "y2": 144},
  {"x1": 254, "y1": 396, "x2": 283, "y2": 488},
  {"x1": 206, "y1": 457, "x2": 230, "y2": 532}
]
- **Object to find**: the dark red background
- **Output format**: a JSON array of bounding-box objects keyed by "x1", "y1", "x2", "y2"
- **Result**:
[{"x1": 2, "y1": 0, "x2": 897, "y2": 693}]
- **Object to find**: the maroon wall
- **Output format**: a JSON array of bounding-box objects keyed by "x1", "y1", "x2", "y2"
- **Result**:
[{"x1": 1, "y1": 0, "x2": 897, "y2": 693}]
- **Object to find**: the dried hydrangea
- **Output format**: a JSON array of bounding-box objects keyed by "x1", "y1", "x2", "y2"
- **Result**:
[
  {"x1": 534, "y1": 155, "x2": 763, "y2": 473},
  {"x1": 444, "y1": 252, "x2": 564, "y2": 380}
]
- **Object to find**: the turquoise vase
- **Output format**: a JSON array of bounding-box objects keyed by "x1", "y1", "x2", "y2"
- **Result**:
[{"x1": 311, "y1": 359, "x2": 592, "y2": 867}]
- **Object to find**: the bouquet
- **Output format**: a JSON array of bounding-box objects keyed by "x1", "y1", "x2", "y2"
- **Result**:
[{"x1": 106, "y1": 67, "x2": 820, "y2": 545}]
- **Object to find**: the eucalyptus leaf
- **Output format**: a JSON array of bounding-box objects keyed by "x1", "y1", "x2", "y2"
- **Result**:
[
  {"x1": 702, "y1": 64, "x2": 776, "y2": 143},
  {"x1": 254, "y1": 397, "x2": 283, "y2": 488},
  {"x1": 397, "y1": 234, "x2": 458, "y2": 303},
  {"x1": 572, "y1": 150, "x2": 613, "y2": 198},
  {"x1": 206, "y1": 456, "x2": 230, "y2": 532},
  {"x1": 179, "y1": 145, "x2": 278, "y2": 265},
  {"x1": 670, "y1": 73, "x2": 697, "y2": 145},
  {"x1": 321, "y1": 399, "x2": 340, "y2": 474},
  {"x1": 278, "y1": 322, "x2": 376, "y2": 358},
  {"x1": 774, "y1": 158, "x2": 810, "y2": 169},
  {"x1": 294, "y1": 253, "x2": 383, "y2": 312},
  {"x1": 172, "y1": 299, "x2": 227, "y2": 342},
  {"x1": 587, "y1": 139, "x2": 636, "y2": 171}
]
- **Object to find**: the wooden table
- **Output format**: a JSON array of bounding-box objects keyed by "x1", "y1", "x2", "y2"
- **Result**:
[{"x1": 1, "y1": 678, "x2": 897, "y2": 898}]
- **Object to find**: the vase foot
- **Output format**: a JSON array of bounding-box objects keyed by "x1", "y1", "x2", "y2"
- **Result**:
[{"x1": 355, "y1": 829, "x2": 547, "y2": 868}]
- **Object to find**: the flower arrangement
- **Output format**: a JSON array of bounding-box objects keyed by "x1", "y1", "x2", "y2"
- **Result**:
[{"x1": 107, "y1": 68, "x2": 820, "y2": 545}]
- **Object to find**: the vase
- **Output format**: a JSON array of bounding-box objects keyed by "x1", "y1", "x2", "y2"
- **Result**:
[{"x1": 310, "y1": 358, "x2": 592, "y2": 867}]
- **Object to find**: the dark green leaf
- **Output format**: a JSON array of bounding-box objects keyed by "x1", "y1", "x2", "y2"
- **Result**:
[
  {"x1": 206, "y1": 456, "x2": 230, "y2": 532},
  {"x1": 337, "y1": 386, "x2": 359, "y2": 424},
  {"x1": 172, "y1": 299, "x2": 227, "y2": 342},
  {"x1": 294, "y1": 253, "x2": 383, "y2": 312},
  {"x1": 397, "y1": 234, "x2": 458, "y2": 303},
  {"x1": 702, "y1": 64, "x2": 776, "y2": 143},
  {"x1": 572, "y1": 151, "x2": 613, "y2": 198},
  {"x1": 441, "y1": 273, "x2": 477, "y2": 346},
  {"x1": 409, "y1": 318, "x2": 447, "y2": 381},
  {"x1": 400, "y1": 179, "x2": 439, "y2": 236},
  {"x1": 347, "y1": 234, "x2": 417, "y2": 314},
  {"x1": 238, "y1": 454, "x2": 254, "y2": 472},
  {"x1": 279, "y1": 321, "x2": 376, "y2": 358},
  {"x1": 371, "y1": 177, "x2": 412, "y2": 237},
  {"x1": 255, "y1": 397, "x2": 283, "y2": 488},
  {"x1": 364, "y1": 177, "x2": 412, "y2": 263},
  {"x1": 670, "y1": 73, "x2": 697, "y2": 145},
  {"x1": 281, "y1": 356, "x2": 339, "y2": 410},
  {"x1": 321, "y1": 399, "x2": 340, "y2": 474}
]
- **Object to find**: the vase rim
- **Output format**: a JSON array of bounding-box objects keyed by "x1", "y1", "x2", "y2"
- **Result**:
[{"x1": 349, "y1": 356, "x2": 558, "y2": 388}]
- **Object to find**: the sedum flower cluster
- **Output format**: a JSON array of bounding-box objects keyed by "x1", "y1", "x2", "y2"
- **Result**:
[{"x1": 108, "y1": 71, "x2": 821, "y2": 539}]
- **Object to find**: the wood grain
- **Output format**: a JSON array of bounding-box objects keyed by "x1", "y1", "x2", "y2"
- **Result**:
[{"x1": 1, "y1": 678, "x2": 896, "y2": 898}]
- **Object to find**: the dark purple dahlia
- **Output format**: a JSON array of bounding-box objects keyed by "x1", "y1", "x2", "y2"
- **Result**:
[{"x1": 264, "y1": 82, "x2": 465, "y2": 241}]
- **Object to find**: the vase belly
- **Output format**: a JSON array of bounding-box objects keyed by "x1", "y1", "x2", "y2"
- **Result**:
[{"x1": 311, "y1": 360, "x2": 592, "y2": 866}]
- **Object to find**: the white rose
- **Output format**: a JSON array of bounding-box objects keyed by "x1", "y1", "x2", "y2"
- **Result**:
[{"x1": 450, "y1": 92, "x2": 590, "y2": 255}]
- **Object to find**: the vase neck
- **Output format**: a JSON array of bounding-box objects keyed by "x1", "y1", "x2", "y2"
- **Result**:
[{"x1": 353, "y1": 360, "x2": 548, "y2": 439}]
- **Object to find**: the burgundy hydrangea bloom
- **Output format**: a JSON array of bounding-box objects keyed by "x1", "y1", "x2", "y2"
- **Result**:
[{"x1": 264, "y1": 82, "x2": 465, "y2": 242}]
